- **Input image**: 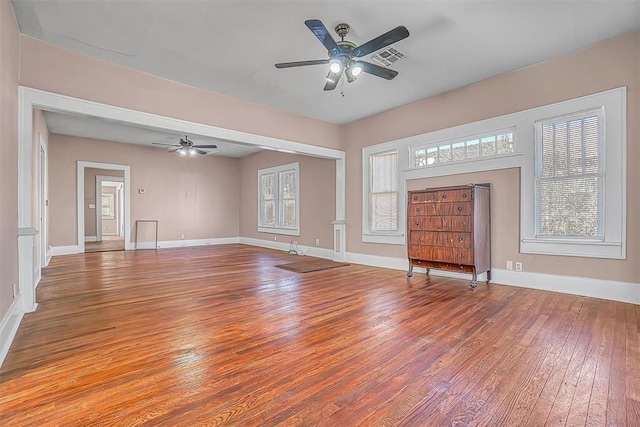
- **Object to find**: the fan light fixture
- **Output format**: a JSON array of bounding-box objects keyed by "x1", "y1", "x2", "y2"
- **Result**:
[
  {"x1": 350, "y1": 63, "x2": 362, "y2": 77},
  {"x1": 177, "y1": 147, "x2": 187, "y2": 156},
  {"x1": 329, "y1": 59, "x2": 342, "y2": 73}
]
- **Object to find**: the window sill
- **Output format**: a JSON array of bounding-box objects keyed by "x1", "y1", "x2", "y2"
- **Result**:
[
  {"x1": 520, "y1": 238, "x2": 625, "y2": 259},
  {"x1": 258, "y1": 227, "x2": 299, "y2": 237},
  {"x1": 362, "y1": 233, "x2": 405, "y2": 245}
]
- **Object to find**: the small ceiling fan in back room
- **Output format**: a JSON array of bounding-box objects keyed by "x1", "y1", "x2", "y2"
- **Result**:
[
  {"x1": 152, "y1": 136, "x2": 218, "y2": 156},
  {"x1": 275, "y1": 19, "x2": 410, "y2": 91}
]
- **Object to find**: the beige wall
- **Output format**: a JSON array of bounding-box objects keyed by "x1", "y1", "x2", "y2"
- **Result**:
[
  {"x1": 48, "y1": 135, "x2": 240, "y2": 246},
  {"x1": 344, "y1": 30, "x2": 640, "y2": 283},
  {"x1": 83, "y1": 168, "x2": 124, "y2": 238},
  {"x1": 239, "y1": 151, "x2": 336, "y2": 250},
  {"x1": 18, "y1": 36, "x2": 343, "y2": 151},
  {"x1": 0, "y1": 0, "x2": 20, "y2": 317}
]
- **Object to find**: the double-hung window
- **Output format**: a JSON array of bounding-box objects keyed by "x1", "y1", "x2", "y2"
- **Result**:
[
  {"x1": 258, "y1": 162, "x2": 300, "y2": 236},
  {"x1": 362, "y1": 148, "x2": 404, "y2": 244},
  {"x1": 521, "y1": 87, "x2": 626, "y2": 259},
  {"x1": 534, "y1": 109, "x2": 604, "y2": 240}
]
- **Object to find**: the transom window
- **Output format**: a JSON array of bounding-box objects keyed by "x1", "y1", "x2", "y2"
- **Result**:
[
  {"x1": 413, "y1": 130, "x2": 514, "y2": 168},
  {"x1": 258, "y1": 162, "x2": 300, "y2": 236}
]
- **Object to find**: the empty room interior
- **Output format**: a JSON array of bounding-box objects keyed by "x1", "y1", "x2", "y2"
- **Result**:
[{"x1": 1, "y1": 0, "x2": 639, "y2": 425}]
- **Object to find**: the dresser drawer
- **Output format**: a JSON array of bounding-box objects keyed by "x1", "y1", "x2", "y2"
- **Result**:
[
  {"x1": 437, "y1": 188, "x2": 472, "y2": 202},
  {"x1": 409, "y1": 191, "x2": 439, "y2": 204},
  {"x1": 409, "y1": 216, "x2": 472, "y2": 232},
  {"x1": 409, "y1": 231, "x2": 472, "y2": 248},
  {"x1": 408, "y1": 245, "x2": 473, "y2": 265},
  {"x1": 408, "y1": 202, "x2": 471, "y2": 217}
]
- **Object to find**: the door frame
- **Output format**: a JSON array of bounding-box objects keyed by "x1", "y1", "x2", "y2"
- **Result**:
[
  {"x1": 38, "y1": 134, "x2": 48, "y2": 268},
  {"x1": 95, "y1": 175, "x2": 124, "y2": 242},
  {"x1": 77, "y1": 162, "x2": 131, "y2": 253}
]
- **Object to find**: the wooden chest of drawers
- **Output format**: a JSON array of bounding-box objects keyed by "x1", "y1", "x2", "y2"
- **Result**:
[{"x1": 407, "y1": 184, "x2": 491, "y2": 289}]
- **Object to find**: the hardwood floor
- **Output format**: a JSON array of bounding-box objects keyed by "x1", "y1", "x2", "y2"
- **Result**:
[
  {"x1": 1, "y1": 244, "x2": 638, "y2": 426},
  {"x1": 85, "y1": 236, "x2": 125, "y2": 253}
]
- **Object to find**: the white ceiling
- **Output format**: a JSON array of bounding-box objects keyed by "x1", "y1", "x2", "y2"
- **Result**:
[
  {"x1": 12, "y1": 0, "x2": 640, "y2": 125},
  {"x1": 43, "y1": 111, "x2": 262, "y2": 157}
]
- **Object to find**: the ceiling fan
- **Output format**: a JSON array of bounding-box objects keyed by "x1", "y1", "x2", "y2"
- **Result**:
[
  {"x1": 152, "y1": 136, "x2": 218, "y2": 156},
  {"x1": 275, "y1": 19, "x2": 409, "y2": 91}
]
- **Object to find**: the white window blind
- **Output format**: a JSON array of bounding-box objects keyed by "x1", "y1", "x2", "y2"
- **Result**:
[
  {"x1": 369, "y1": 150, "x2": 398, "y2": 232},
  {"x1": 258, "y1": 162, "x2": 300, "y2": 236},
  {"x1": 279, "y1": 170, "x2": 296, "y2": 228},
  {"x1": 535, "y1": 108, "x2": 604, "y2": 239}
]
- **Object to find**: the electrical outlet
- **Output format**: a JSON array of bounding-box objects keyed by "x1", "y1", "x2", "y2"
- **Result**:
[
  {"x1": 515, "y1": 262, "x2": 523, "y2": 272},
  {"x1": 180, "y1": 234, "x2": 185, "y2": 240},
  {"x1": 506, "y1": 260, "x2": 513, "y2": 270},
  {"x1": 293, "y1": 240, "x2": 297, "y2": 246},
  {"x1": 274, "y1": 235, "x2": 277, "y2": 241},
  {"x1": 315, "y1": 239, "x2": 320, "y2": 246}
]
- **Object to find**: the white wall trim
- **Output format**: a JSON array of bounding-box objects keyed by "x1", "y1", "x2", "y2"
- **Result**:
[
  {"x1": 34, "y1": 267, "x2": 41, "y2": 289},
  {"x1": 132, "y1": 237, "x2": 240, "y2": 250},
  {"x1": 18, "y1": 86, "x2": 346, "y2": 297},
  {"x1": 85, "y1": 236, "x2": 97, "y2": 242},
  {"x1": 344, "y1": 251, "x2": 639, "y2": 305},
  {"x1": 77, "y1": 162, "x2": 131, "y2": 253},
  {"x1": 0, "y1": 295, "x2": 25, "y2": 368},
  {"x1": 46, "y1": 249, "x2": 52, "y2": 266},
  {"x1": 239, "y1": 237, "x2": 335, "y2": 260},
  {"x1": 50, "y1": 245, "x2": 80, "y2": 256}
]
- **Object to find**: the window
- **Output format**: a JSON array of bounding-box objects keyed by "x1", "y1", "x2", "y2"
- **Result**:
[
  {"x1": 101, "y1": 194, "x2": 114, "y2": 219},
  {"x1": 362, "y1": 147, "x2": 405, "y2": 244},
  {"x1": 258, "y1": 162, "x2": 299, "y2": 236},
  {"x1": 413, "y1": 130, "x2": 514, "y2": 168},
  {"x1": 521, "y1": 88, "x2": 625, "y2": 259},
  {"x1": 535, "y1": 109, "x2": 604, "y2": 240},
  {"x1": 369, "y1": 151, "x2": 398, "y2": 232}
]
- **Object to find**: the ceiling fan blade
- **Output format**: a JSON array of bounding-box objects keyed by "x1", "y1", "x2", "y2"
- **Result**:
[
  {"x1": 152, "y1": 142, "x2": 178, "y2": 147},
  {"x1": 193, "y1": 144, "x2": 218, "y2": 149},
  {"x1": 195, "y1": 149, "x2": 208, "y2": 155},
  {"x1": 305, "y1": 19, "x2": 341, "y2": 56},
  {"x1": 323, "y1": 71, "x2": 342, "y2": 91},
  {"x1": 275, "y1": 59, "x2": 330, "y2": 69},
  {"x1": 359, "y1": 61, "x2": 399, "y2": 80},
  {"x1": 352, "y1": 26, "x2": 410, "y2": 58},
  {"x1": 168, "y1": 147, "x2": 180, "y2": 152}
]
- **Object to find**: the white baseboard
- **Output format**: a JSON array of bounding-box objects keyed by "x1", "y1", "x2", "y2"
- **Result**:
[
  {"x1": 344, "y1": 251, "x2": 640, "y2": 305},
  {"x1": 34, "y1": 268, "x2": 41, "y2": 289},
  {"x1": 132, "y1": 237, "x2": 240, "y2": 250},
  {"x1": 50, "y1": 245, "x2": 79, "y2": 256},
  {"x1": 46, "y1": 249, "x2": 51, "y2": 266},
  {"x1": 239, "y1": 237, "x2": 335, "y2": 260},
  {"x1": 84, "y1": 236, "x2": 97, "y2": 242},
  {"x1": 0, "y1": 295, "x2": 25, "y2": 368}
]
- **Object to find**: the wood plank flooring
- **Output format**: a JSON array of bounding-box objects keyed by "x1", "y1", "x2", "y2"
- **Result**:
[{"x1": 0, "y1": 244, "x2": 638, "y2": 426}]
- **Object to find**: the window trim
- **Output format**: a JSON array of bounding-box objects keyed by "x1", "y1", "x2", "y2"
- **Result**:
[
  {"x1": 360, "y1": 87, "x2": 626, "y2": 259},
  {"x1": 521, "y1": 89, "x2": 626, "y2": 258},
  {"x1": 257, "y1": 162, "x2": 300, "y2": 236}
]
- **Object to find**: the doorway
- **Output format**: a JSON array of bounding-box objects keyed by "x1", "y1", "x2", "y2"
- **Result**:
[
  {"x1": 77, "y1": 161, "x2": 131, "y2": 253},
  {"x1": 86, "y1": 175, "x2": 125, "y2": 253}
]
